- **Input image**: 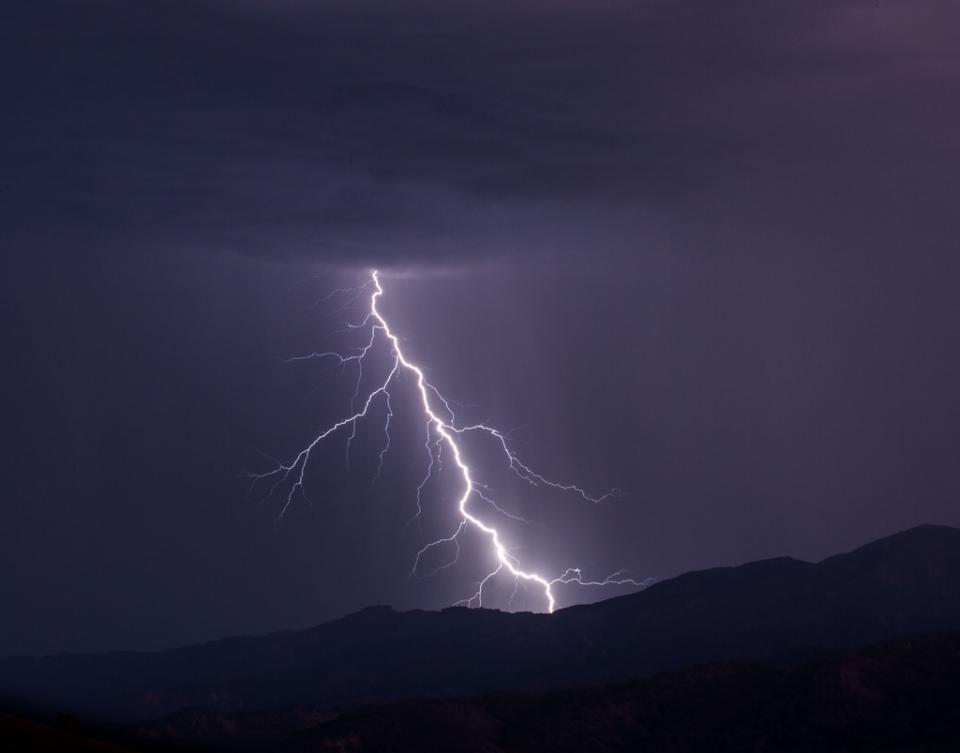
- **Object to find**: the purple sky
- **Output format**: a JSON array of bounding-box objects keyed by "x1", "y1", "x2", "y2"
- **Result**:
[{"x1": 1, "y1": 0, "x2": 959, "y2": 655}]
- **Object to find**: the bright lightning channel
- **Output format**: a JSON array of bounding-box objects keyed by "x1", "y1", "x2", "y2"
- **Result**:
[{"x1": 251, "y1": 270, "x2": 650, "y2": 613}]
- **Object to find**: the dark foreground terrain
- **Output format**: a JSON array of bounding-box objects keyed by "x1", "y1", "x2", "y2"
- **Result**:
[
  {"x1": 0, "y1": 713, "x2": 138, "y2": 753},
  {"x1": 4, "y1": 632, "x2": 960, "y2": 752},
  {"x1": 3, "y1": 525, "x2": 960, "y2": 751},
  {"x1": 286, "y1": 632, "x2": 960, "y2": 753}
]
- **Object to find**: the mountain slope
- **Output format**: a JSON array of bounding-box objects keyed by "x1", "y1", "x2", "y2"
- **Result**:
[
  {"x1": 3, "y1": 525, "x2": 959, "y2": 722},
  {"x1": 291, "y1": 631, "x2": 960, "y2": 753}
]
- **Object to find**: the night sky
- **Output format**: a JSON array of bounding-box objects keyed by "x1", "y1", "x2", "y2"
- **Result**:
[{"x1": 2, "y1": 0, "x2": 959, "y2": 656}]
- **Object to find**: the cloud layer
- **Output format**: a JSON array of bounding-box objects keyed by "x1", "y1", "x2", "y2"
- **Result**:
[{"x1": 3, "y1": 0, "x2": 958, "y2": 268}]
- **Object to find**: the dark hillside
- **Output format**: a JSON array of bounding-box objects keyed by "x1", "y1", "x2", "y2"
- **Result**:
[{"x1": 3, "y1": 526, "x2": 959, "y2": 723}]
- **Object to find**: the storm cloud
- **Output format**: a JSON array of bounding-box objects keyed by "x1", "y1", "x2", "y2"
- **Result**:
[{"x1": 4, "y1": 0, "x2": 958, "y2": 267}]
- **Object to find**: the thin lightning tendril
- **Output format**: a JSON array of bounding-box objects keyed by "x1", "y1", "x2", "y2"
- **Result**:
[
  {"x1": 372, "y1": 388, "x2": 393, "y2": 486},
  {"x1": 250, "y1": 271, "x2": 649, "y2": 613}
]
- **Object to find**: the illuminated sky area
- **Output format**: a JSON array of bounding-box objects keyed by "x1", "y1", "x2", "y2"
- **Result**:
[{"x1": 1, "y1": 0, "x2": 959, "y2": 655}]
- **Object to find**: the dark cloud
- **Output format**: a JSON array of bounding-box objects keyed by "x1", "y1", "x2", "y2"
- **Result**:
[{"x1": 3, "y1": 0, "x2": 957, "y2": 267}]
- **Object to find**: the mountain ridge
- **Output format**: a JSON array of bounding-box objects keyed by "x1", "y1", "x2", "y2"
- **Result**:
[
  {"x1": 290, "y1": 630, "x2": 960, "y2": 753},
  {"x1": 3, "y1": 524, "x2": 959, "y2": 723}
]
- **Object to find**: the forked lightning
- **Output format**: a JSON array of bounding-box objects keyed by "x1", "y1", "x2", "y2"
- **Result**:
[{"x1": 250, "y1": 271, "x2": 650, "y2": 612}]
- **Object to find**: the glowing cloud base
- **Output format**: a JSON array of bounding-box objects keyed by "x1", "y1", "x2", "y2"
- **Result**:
[{"x1": 251, "y1": 271, "x2": 648, "y2": 613}]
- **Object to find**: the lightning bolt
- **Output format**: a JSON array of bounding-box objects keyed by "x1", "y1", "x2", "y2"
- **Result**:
[{"x1": 250, "y1": 271, "x2": 650, "y2": 613}]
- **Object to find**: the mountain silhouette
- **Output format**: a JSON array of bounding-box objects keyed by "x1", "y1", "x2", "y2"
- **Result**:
[
  {"x1": 291, "y1": 632, "x2": 960, "y2": 753},
  {"x1": 3, "y1": 525, "x2": 959, "y2": 724}
]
